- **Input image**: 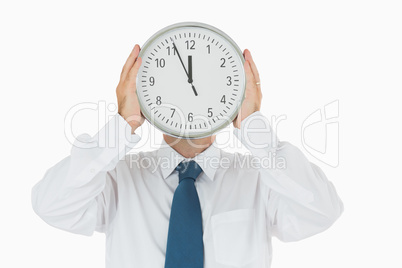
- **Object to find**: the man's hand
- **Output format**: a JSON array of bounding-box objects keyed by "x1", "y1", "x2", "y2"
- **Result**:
[
  {"x1": 117, "y1": 44, "x2": 145, "y2": 134},
  {"x1": 233, "y1": 49, "x2": 262, "y2": 129}
]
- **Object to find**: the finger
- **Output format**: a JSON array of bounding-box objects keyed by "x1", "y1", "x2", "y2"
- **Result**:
[
  {"x1": 243, "y1": 49, "x2": 260, "y2": 84},
  {"x1": 127, "y1": 56, "x2": 142, "y2": 83},
  {"x1": 244, "y1": 60, "x2": 257, "y2": 87},
  {"x1": 121, "y1": 44, "x2": 140, "y2": 80}
]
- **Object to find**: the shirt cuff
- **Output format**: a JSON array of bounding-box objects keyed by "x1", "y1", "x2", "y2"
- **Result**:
[{"x1": 233, "y1": 111, "x2": 279, "y2": 158}]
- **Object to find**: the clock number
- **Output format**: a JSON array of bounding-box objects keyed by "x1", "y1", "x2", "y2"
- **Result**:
[
  {"x1": 170, "y1": 108, "x2": 176, "y2": 118},
  {"x1": 156, "y1": 96, "x2": 162, "y2": 105},
  {"x1": 208, "y1": 108, "x2": 213, "y2": 117},
  {"x1": 166, "y1": 46, "x2": 176, "y2": 56},
  {"x1": 185, "y1": 40, "x2": 195, "y2": 50},
  {"x1": 155, "y1": 58, "x2": 165, "y2": 68},
  {"x1": 220, "y1": 95, "x2": 226, "y2": 104},
  {"x1": 188, "y1": 113, "x2": 194, "y2": 122},
  {"x1": 206, "y1": 45, "x2": 211, "y2": 54},
  {"x1": 226, "y1": 76, "x2": 232, "y2": 86},
  {"x1": 220, "y1": 58, "x2": 226, "y2": 68},
  {"x1": 149, "y1": 76, "x2": 155, "y2": 86}
]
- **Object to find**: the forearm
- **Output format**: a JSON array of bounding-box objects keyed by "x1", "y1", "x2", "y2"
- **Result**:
[
  {"x1": 267, "y1": 141, "x2": 343, "y2": 241},
  {"x1": 234, "y1": 111, "x2": 343, "y2": 241},
  {"x1": 31, "y1": 114, "x2": 140, "y2": 235}
]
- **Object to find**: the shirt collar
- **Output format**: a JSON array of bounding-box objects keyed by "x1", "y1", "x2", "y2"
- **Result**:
[{"x1": 156, "y1": 139, "x2": 220, "y2": 181}]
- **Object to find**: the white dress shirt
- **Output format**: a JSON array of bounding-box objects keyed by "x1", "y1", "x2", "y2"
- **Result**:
[{"x1": 31, "y1": 111, "x2": 343, "y2": 268}]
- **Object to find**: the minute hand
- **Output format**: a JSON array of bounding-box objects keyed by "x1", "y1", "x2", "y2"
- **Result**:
[{"x1": 172, "y1": 42, "x2": 198, "y2": 96}]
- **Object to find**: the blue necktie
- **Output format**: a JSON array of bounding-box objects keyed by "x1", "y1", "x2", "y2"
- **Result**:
[{"x1": 164, "y1": 160, "x2": 204, "y2": 268}]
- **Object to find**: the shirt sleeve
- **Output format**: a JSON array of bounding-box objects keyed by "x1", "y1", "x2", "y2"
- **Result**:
[
  {"x1": 31, "y1": 114, "x2": 140, "y2": 236},
  {"x1": 233, "y1": 111, "x2": 344, "y2": 242}
]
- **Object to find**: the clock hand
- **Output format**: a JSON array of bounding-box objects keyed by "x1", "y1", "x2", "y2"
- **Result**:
[
  {"x1": 188, "y1": 55, "x2": 193, "y2": 83},
  {"x1": 187, "y1": 56, "x2": 198, "y2": 96},
  {"x1": 191, "y1": 84, "x2": 197, "y2": 96},
  {"x1": 172, "y1": 42, "x2": 189, "y2": 77},
  {"x1": 172, "y1": 42, "x2": 198, "y2": 96},
  {"x1": 187, "y1": 57, "x2": 197, "y2": 96}
]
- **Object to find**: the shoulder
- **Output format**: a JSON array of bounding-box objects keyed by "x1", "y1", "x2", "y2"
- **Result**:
[
  {"x1": 123, "y1": 150, "x2": 159, "y2": 170},
  {"x1": 219, "y1": 149, "x2": 259, "y2": 172},
  {"x1": 111, "y1": 150, "x2": 160, "y2": 175}
]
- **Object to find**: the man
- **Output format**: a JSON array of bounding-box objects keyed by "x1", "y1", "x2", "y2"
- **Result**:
[{"x1": 32, "y1": 45, "x2": 343, "y2": 267}]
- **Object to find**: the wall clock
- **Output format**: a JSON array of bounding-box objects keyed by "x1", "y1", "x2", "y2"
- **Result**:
[{"x1": 136, "y1": 22, "x2": 245, "y2": 139}]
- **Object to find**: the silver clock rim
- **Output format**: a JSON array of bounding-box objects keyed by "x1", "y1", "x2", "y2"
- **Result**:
[{"x1": 136, "y1": 21, "x2": 246, "y2": 139}]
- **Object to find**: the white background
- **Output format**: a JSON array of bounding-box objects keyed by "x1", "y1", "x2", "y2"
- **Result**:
[{"x1": 1, "y1": 0, "x2": 401, "y2": 267}]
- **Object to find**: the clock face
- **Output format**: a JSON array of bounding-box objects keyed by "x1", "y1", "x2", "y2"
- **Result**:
[{"x1": 136, "y1": 22, "x2": 245, "y2": 139}]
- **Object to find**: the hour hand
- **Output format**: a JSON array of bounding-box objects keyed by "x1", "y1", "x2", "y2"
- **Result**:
[{"x1": 188, "y1": 55, "x2": 193, "y2": 84}]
